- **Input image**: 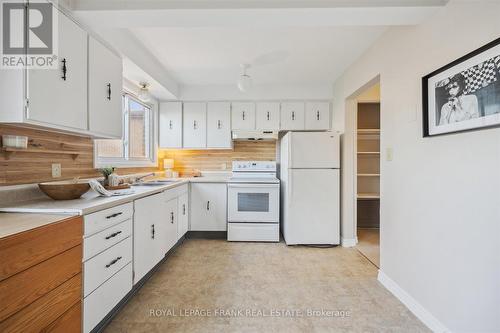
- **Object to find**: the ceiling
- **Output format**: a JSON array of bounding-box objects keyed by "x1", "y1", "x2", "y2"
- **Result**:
[
  {"x1": 131, "y1": 26, "x2": 386, "y2": 86},
  {"x1": 70, "y1": 0, "x2": 448, "y2": 99}
]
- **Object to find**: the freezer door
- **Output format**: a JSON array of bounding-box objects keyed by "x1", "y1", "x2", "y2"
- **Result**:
[
  {"x1": 283, "y1": 169, "x2": 340, "y2": 245},
  {"x1": 289, "y1": 132, "x2": 339, "y2": 169}
]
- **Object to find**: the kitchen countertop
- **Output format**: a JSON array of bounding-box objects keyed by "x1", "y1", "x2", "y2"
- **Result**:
[
  {"x1": 0, "y1": 213, "x2": 77, "y2": 239},
  {"x1": 0, "y1": 176, "x2": 231, "y2": 216}
]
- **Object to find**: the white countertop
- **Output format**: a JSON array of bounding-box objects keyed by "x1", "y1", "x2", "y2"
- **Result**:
[
  {"x1": 0, "y1": 176, "x2": 231, "y2": 216},
  {"x1": 0, "y1": 213, "x2": 78, "y2": 239}
]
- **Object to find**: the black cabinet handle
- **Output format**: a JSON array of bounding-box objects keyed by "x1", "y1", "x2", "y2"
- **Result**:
[
  {"x1": 106, "y1": 212, "x2": 123, "y2": 219},
  {"x1": 61, "y1": 58, "x2": 67, "y2": 81},
  {"x1": 217, "y1": 120, "x2": 221, "y2": 129},
  {"x1": 292, "y1": 111, "x2": 295, "y2": 120},
  {"x1": 107, "y1": 83, "x2": 111, "y2": 100},
  {"x1": 182, "y1": 204, "x2": 186, "y2": 215},
  {"x1": 105, "y1": 230, "x2": 122, "y2": 240},
  {"x1": 206, "y1": 201, "x2": 210, "y2": 210},
  {"x1": 316, "y1": 110, "x2": 320, "y2": 120},
  {"x1": 267, "y1": 111, "x2": 270, "y2": 121},
  {"x1": 242, "y1": 111, "x2": 245, "y2": 120},
  {"x1": 151, "y1": 224, "x2": 155, "y2": 239},
  {"x1": 170, "y1": 211, "x2": 174, "y2": 224},
  {"x1": 105, "y1": 256, "x2": 122, "y2": 268},
  {"x1": 169, "y1": 120, "x2": 173, "y2": 129},
  {"x1": 193, "y1": 120, "x2": 197, "y2": 129}
]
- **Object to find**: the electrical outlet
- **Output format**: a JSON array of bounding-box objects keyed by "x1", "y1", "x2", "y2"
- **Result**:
[{"x1": 52, "y1": 163, "x2": 61, "y2": 178}]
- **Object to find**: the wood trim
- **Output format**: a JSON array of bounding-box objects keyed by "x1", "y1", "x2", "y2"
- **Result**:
[
  {"x1": 0, "y1": 273, "x2": 82, "y2": 333},
  {"x1": 0, "y1": 216, "x2": 82, "y2": 281},
  {"x1": 0, "y1": 245, "x2": 82, "y2": 321}
]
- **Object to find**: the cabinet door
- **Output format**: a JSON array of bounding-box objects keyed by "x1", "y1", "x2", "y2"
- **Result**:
[
  {"x1": 27, "y1": 8, "x2": 87, "y2": 130},
  {"x1": 190, "y1": 183, "x2": 227, "y2": 231},
  {"x1": 165, "y1": 198, "x2": 178, "y2": 252},
  {"x1": 231, "y1": 102, "x2": 255, "y2": 130},
  {"x1": 183, "y1": 102, "x2": 206, "y2": 148},
  {"x1": 159, "y1": 102, "x2": 183, "y2": 148},
  {"x1": 133, "y1": 193, "x2": 166, "y2": 283},
  {"x1": 305, "y1": 102, "x2": 330, "y2": 130},
  {"x1": 280, "y1": 102, "x2": 305, "y2": 130},
  {"x1": 88, "y1": 36, "x2": 123, "y2": 138},
  {"x1": 177, "y1": 193, "x2": 189, "y2": 240},
  {"x1": 256, "y1": 102, "x2": 280, "y2": 130},
  {"x1": 207, "y1": 102, "x2": 232, "y2": 148}
]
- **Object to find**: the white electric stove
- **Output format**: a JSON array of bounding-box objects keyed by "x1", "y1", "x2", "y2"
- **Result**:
[{"x1": 227, "y1": 161, "x2": 280, "y2": 242}]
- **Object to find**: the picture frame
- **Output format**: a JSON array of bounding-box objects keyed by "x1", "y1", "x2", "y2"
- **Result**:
[{"x1": 422, "y1": 37, "x2": 500, "y2": 137}]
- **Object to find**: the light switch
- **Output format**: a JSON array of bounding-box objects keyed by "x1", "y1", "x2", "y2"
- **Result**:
[
  {"x1": 52, "y1": 163, "x2": 61, "y2": 178},
  {"x1": 386, "y1": 148, "x2": 393, "y2": 161}
]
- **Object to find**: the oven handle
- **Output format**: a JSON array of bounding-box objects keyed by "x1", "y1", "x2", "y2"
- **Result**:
[{"x1": 228, "y1": 183, "x2": 279, "y2": 188}]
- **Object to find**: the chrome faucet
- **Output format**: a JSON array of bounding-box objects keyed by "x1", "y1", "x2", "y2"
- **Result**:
[{"x1": 134, "y1": 173, "x2": 155, "y2": 183}]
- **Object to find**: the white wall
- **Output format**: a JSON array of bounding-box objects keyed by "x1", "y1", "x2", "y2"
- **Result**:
[{"x1": 332, "y1": 1, "x2": 500, "y2": 331}]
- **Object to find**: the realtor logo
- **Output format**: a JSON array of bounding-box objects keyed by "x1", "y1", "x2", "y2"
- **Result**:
[{"x1": 1, "y1": 0, "x2": 58, "y2": 69}]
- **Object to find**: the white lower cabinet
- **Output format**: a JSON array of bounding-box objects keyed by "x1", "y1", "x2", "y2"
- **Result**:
[
  {"x1": 133, "y1": 192, "x2": 167, "y2": 284},
  {"x1": 177, "y1": 192, "x2": 189, "y2": 240},
  {"x1": 165, "y1": 197, "x2": 178, "y2": 252},
  {"x1": 190, "y1": 183, "x2": 227, "y2": 231},
  {"x1": 84, "y1": 263, "x2": 133, "y2": 333}
]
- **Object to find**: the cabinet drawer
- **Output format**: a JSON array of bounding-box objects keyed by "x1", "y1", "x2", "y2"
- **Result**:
[
  {"x1": 84, "y1": 203, "x2": 133, "y2": 236},
  {"x1": 0, "y1": 273, "x2": 81, "y2": 333},
  {"x1": 164, "y1": 184, "x2": 189, "y2": 202},
  {"x1": 0, "y1": 245, "x2": 81, "y2": 322},
  {"x1": 83, "y1": 237, "x2": 132, "y2": 297},
  {"x1": 83, "y1": 219, "x2": 132, "y2": 261},
  {"x1": 84, "y1": 263, "x2": 132, "y2": 333},
  {"x1": 0, "y1": 216, "x2": 82, "y2": 281},
  {"x1": 227, "y1": 223, "x2": 279, "y2": 242}
]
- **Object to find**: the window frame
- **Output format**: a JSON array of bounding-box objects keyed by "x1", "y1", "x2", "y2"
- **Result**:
[{"x1": 94, "y1": 92, "x2": 158, "y2": 168}]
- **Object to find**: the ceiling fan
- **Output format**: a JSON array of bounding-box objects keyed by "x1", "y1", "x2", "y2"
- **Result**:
[{"x1": 236, "y1": 50, "x2": 289, "y2": 92}]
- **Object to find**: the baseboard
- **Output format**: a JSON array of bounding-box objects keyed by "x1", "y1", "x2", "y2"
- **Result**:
[
  {"x1": 186, "y1": 231, "x2": 227, "y2": 239},
  {"x1": 341, "y1": 237, "x2": 357, "y2": 247},
  {"x1": 377, "y1": 270, "x2": 450, "y2": 333}
]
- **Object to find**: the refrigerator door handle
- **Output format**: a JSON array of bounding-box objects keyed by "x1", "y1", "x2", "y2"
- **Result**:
[{"x1": 288, "y1": 173, "x2": 293, "y2": 204}]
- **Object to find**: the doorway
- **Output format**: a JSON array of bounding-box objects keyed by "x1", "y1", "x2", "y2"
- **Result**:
[{"x1": 355, "y1": 84, "x2": 380, "y2": 267}]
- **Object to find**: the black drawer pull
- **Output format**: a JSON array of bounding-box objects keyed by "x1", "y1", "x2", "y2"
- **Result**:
[
  {"x1": 105, "y1": 256, "x2": 122, "y2": 268},
  {"x1": 316, "y1": 110, "x2": 320, "y2": 120},
  {"x1": 183, "y1": 204, "x2": 186, "y2": 215},
  {"x1": 292, "y1": 111, "x2": 295, "y2": 120},
  {"x1": 106, "y1": 212, "x2": 123, "y2": 219},
  {"x1": 170, "y1": 212, "x2": 174, "y2": 223},
  {"x1": 105, "y1": 230, "x2": 122, "y2": 240},
  {"x1": 206, "y1": 201, "x2": 210, "y2": 210},
  {"x1": 151, "y1": 224, "x2": 155, "y2": 239}
]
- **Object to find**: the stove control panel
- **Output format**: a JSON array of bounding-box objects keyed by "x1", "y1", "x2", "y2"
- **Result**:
[{"x1": 232, "y1": 161, "x2": 276, "y2": 172}]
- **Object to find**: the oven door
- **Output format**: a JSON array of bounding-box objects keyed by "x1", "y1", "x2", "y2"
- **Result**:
[{"x1": 227, "y1": 184, "x2": 279, "y2": 223}]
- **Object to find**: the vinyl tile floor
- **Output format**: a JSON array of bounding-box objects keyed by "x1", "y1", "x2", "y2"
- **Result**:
[
  {"x1": 104, "y1": 239, "x2": 428, "y2": 333},
  {"x1": 356, "y1": 228, "x2": 380, "y2": 268}
]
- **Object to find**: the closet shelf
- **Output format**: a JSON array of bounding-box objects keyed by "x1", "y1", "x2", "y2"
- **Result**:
[
  {"x1": 357, "y1": 128, "x2": 380, "y2": 134},
  {"x1": 357, "y1": 193, "x2": 380, "y2": 199},
  {"x1": 357, "y1": 151, "x2": 380, "y2": 155},
  {"x1": 357, "y1": 173, "x2": 380, "y2": 177}
]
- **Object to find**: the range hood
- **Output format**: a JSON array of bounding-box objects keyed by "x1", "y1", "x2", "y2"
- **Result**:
[{"x1": 232, "y1": 130, "x2": 278, "y2": 141}]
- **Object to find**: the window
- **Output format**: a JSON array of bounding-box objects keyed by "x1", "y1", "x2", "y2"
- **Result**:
[{"x1": 95, "y1": 94, "x2": 156, "y2": 167}]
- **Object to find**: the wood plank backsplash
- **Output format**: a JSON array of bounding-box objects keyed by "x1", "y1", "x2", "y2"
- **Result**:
[
  {"x1": 0, "y1": 125, "x2": 156, "y2": 185},
  {"x1": 160, "y1": 141, "x2": 277, "y2": 173},
  {"x1": 0, "y1": 125, "x2": 277, "y2": 185}
]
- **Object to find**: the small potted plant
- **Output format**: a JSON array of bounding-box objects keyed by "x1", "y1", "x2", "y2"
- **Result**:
[{"x1": 98, "y1": 167, "x2": 116, "y2": 186}]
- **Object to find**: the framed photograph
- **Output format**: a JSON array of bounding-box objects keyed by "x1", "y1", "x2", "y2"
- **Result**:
[{"x1": 422, "y1": 38, "x2": 500, "y2": 137}]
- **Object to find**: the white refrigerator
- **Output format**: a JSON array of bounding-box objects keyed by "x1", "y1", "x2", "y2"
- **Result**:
[{"x1": 280, "y1": 132, "x2": 340, "y2": 245}]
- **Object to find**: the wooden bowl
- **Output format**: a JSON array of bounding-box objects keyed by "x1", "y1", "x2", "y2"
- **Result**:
[{"x1": 38, "y1": 180, "x2": 90, "y2": 200}]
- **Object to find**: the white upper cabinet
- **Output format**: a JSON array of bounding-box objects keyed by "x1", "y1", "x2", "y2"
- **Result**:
[
  {"x1": 88, "y1": 36, "x2": 123, "y2": 138},
  {"x1": 159, "y1": 102, "x2": 183, "y2": 148},
  {"x1": 305, "y1": 102, "x2": 330, "y2": 130},
  {"x1": 280, "y1": 102, "x2": 305, "y2": 130},
  {"x1": 231, "y1": 102, "x2": 255, "y2": 130},
  {"x1": 207, "y1": 102, "x2": 232, "y2": 149},
  {"x1": 256, "y1": 102, "x2": 280, "y2": 130},
  {"x1": 183, "y1": 102, "x2": 207, "y2": 148},
  {"x1": 27, "y1": 7, "x2": 88, "y2": 130}
]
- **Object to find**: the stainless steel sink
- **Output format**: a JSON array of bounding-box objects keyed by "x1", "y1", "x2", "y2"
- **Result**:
[{"x1": 132, "y1": 179, "x2": 180, "y2": 186}]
